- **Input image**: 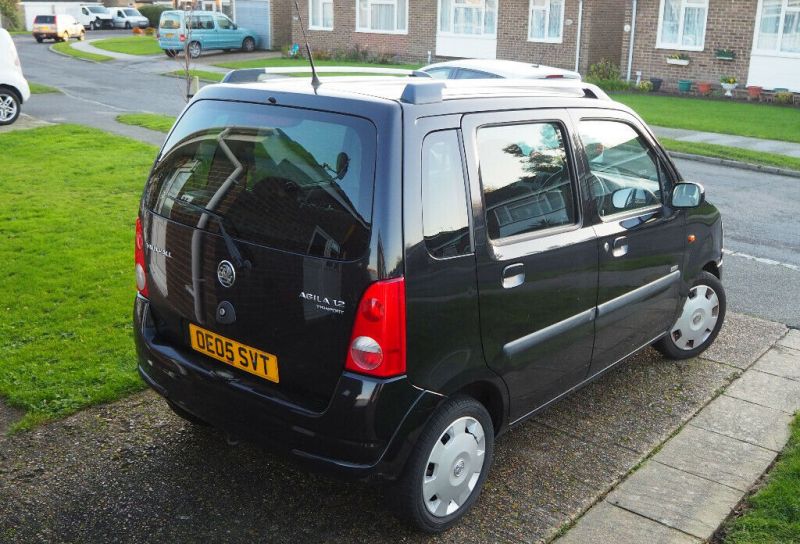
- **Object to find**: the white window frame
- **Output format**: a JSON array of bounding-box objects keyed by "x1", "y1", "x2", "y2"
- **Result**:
[
  {"x1": 655, "y1": 0, "x2": 709, "y2": 51},
  {"x1": 752, "y1": 0, "x2": 800, "y2": 57},
  {"x1": 355, "y1": 0, "x2": 408, "y2": 34},
  {"x1": 309, "y1": 0, "x2": 334, "y2": 30},
  {"x1": 527, "y1": 0, "x2": 564, "y2": 43},
  {"x1": 437, "y1": 0, "x2": 497, "y2": 38}
]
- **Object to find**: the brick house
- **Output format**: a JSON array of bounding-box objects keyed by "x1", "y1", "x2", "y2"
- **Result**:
[
  {"x1": 288, "y1": 0, "x2": 626, "y2": 73},
  {"x1": 620, "y1": 0, "x2": 800, "y2": 92}
]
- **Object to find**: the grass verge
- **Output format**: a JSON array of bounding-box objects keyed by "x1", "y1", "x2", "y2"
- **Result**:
[
  {"x1": 613, "y1": 93, "x2": 800, "y2": 144},
  {"x1": 28, "y1": 83, "x2": 60, "y2": 94},
  {"x1": 662, "y1": 138, "x2": 800, "y2": 172},
  {"x1": 163, "y1": 69, "x2": 225, "y2": 82},
  {"x1": 724, "y1": 415, "x2": 800, "y2": 543},
  {"x1": 0, "y1": 125, "x2": 155, "y2": 431},
  {"x1": 92, "y1": 36, "x2": 161, "y2": 56},
  {"x1": 214, "y1": 57, "x2": 422, "y2": 71},
  {"x1": 116, "y1": 113, "x2": 175, "y2": 133},
  {"x1": 51, "y1": 41, "x2": 113, "y2": 62}
]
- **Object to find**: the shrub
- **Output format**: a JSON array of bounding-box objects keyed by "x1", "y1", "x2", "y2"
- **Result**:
[
  {"x1": 588, "y1": 59, "x2": 621, "y2": 81},
  {"x1": 0, "y1": 0, "x2": 20, "y2": 29},
  {"x1": 137, "y1": 4, "x2": 171, "y2": 28},
  {"x1": 636, "y1": 80, "x2": 653, "y2": 92},
  {"x1": 585, "y1": 77, "x2": 633, "y2": 92},
  {"x1": 144, "y1": 27, "x2": 155, "y2": 36},
  {"x1": 774, "y1": 91, "x2": 794, "y2": 105},
  {"x1": 132, "y1": 26, "x2": 143, "y2": 35}
]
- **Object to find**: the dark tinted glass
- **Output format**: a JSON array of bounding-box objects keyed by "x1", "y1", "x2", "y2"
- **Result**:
[
  {"x1": 35, "y1": 15, "x2": 55, "y2": 23},
  {"x1": 145, "y1": 100, "x2": 376, "y2": 260},
  {"x1": 477, "y1": 122, "x2": 576, "y2": 240},
  {"x1": 455, "y1": 69, "x2": 501, "y2": 79},
  {"x1": 424, "y1": 67, "x2": 453, "y2": 79},
  {"x1": 422, "y1": 131, "x2": 470, "y2": 258}
]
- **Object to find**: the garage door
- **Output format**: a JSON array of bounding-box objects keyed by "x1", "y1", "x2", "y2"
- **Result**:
[{"x1": 235, "y1": 0, "x2": 270, "y2": 50}]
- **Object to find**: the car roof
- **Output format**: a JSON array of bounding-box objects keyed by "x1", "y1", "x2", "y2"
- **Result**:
[{"x1": 422, "y1": 59, "x2": 580, "y2": 79}]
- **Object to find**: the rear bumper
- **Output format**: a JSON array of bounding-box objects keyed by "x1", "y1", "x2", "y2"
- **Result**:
[{"x1": 134, "y1": 295, "x2": 441, "y2": 479}]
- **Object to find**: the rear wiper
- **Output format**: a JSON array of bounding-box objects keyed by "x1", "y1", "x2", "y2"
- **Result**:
[{"x1": 171, "y1": 197, "x2": 252, "y2": 272}]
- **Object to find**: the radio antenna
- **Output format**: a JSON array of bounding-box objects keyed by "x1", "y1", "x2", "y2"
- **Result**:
[{"x1": 293, "y1": 0, "x2": 321, "y2": 92}]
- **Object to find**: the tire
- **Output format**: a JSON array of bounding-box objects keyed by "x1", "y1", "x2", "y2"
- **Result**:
[
  {"x1": 35, "y1": 37, "x2": 43, "y2": 43},
  {"x1": 241, "y1": 36, "x2": 255, "y2": 53},
  {"x1": 0, "y1": 90, "x2": 21, "y2": 126},
  {"x1": 124, "y1": 21, "x2": 131, "y2": 29},
  {"x1": 187, "y1": 41, "x2": 201, "y2": 59},
  {"x1": 654, "y1": 271, "x2": 726, "y2": 359},
  {"x1": 396, "y1": 395, "x2": 495, "y2": 533},
  {"x1": 60, "y1": 32, "x2": 69, "y2": 42},
  {"x1": 92, "y1": 19, "x2": 100, "y2": 30},
  {"x1": 167, "y1": 400, "x2": 210, "y2": 426},
  {"x1": 164, "y1": 49, "x2": 177, "y2": 58},
  {"x1": 78, "y1": 31, "x2": 86, "y2": 41}
]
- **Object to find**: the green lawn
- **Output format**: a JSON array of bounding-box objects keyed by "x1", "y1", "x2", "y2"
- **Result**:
[
  {"x1": 28, "y1": 82, "x2": 60, "y2": 94},
  {"x1": 92, "y1": 36, "x2": 162, "y2": 56},
  {"x1": 164, "y1": 69, "x2": 225, "y2": 82},
  {"x1": 724, "y1": 415, "x2": 800, "y2": 543},
  {"x1": 214, "y1": 57, "x2": 422, "y2": 71},
  {"x1": 613, "y1": 93, "x2": 800, "y2": 144},
  {"x1": 117, "y1": 113, "x2": 176, "y2": 133},
  {"x1": 0, "y1": 125, "x2": 155, "y2": 431},
  {"x1": 662, "y1": 138, "x2": 800, "y2": 172},
  {"x1": 51, "y1": 41, "x2": 113, "y2": 62}
]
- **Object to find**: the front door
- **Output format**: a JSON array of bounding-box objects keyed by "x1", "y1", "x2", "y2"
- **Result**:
[
  {"x1": 462, "y1": 110, "x2": 598, "y2": 423},
  {"x1": 215, "y1": 14, "x2": 238, "y2": 48},
  {"x1": 571, "y1": 113, "x2": 685, "y2": 376}
]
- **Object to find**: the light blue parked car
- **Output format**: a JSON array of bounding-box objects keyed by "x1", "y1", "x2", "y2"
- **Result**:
[{"x1": 158, "y1": 10, "x2": 256, "y2": 58}]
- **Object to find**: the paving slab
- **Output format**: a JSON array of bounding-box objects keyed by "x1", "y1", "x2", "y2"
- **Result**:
[
  {"x1": 753, "y1": 345, "x2": 800, "y2": 381},
  {"x1": 0, "y1": 113, "x2": 52, "y2": 134},
  {"x1": 777, "y1": 329, "x2": 800, "y2": 351},
  {"x1": 701, "y1": 313, "x2": 788, "y2": 369},
  {"x1": 607, "y1": 461, "x2": 743, "y2": 540},
  {"x1": 555, "y1": 501, "x2": 701, "y2": 544},
  {"x1": 689, "y1": 394, "x2": 793, "y2": 452},
  {"x1": 725, "y1": 369, "x2": 800, "y2": 414},
  {"x1": 652, "y1": 424, "x2": 776, "y2": 492}
]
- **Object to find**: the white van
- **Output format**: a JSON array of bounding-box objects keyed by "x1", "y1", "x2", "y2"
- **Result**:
[
  {"x1": 72, "y1": 4, "x2": 113, "y2": 30},
  {"x1": 109, "y1": 7, "x2": 149, "y2": 29},
  {"x1": 0, "y1": 29, "x2": 31, "y2": 125}
]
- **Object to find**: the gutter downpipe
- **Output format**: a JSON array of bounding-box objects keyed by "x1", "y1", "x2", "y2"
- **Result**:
[
  {"x1": 574, "y1": 0, "x2": 584, "y2": 73},
  {"x1": 626, "y1": 0, "x2": 637, "y2": 81}
]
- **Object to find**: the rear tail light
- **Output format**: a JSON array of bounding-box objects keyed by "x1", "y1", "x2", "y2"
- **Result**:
[
  {"x1": 546, "y1": 74, "x2": 565, "y2": 79},
  {"x1": 135, "y1": 216, "x2": 149, "y2": 298},
  {"x1": 179, "y1": 33, "x2": 186, "y2": 42},
  {"x1": 345, "y1": 278, "x2": 406, "y2": 378}
]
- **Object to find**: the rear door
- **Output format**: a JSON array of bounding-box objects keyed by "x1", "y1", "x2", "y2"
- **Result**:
[
  {"x1": 462, "y1": 109, "x2": 598, "y2": 422},
  {"x1": 571, "y1": 111, "x2": 685, "y2": 376},
  {"x1": 142, "y1": 99, "x2": 377, "y2": 411}
]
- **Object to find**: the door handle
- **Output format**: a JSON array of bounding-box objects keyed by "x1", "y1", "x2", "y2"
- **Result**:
[
  {"x1": 501, "y1": 263, "x2": 525, "y2": 289},
  {"x1": 611, "y1": 236, "x2": 628, "y2": 258}
]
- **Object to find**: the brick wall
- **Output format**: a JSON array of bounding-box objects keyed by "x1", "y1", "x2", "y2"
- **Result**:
[
  {"x1": 583, "y1": 0, "x2": 626, "y2": 72},
  {"x1": 271, "y1": 0, "x2": 293, "y2": 49},
  {"x1": 496, "y1": 0, "x2": 578, "y2": 70},
  {"x1": 620, "y1": 0, "x2": 756, "y2": 92}
]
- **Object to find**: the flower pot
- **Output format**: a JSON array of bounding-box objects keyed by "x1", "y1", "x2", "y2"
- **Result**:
[
  {"x1": 697, "y1": 82, "x2": 713, "y2": 95},
  {"x1": 649, "y1": 78, "x2": 663, "y2": 92},
  {"x1": 677, "y1": 79, "x2": 692, "y2": 93},
  {"x1": 721, "y1": 82, "x2": 738, "y2": 97},
  {"x1": 666, "y1": 58, "x2": 689, "y2": 66},
  {"x1": 746, "y1": 85, "x2": 762, "y2": 100}
]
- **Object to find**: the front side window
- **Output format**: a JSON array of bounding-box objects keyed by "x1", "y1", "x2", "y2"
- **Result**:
[
  {"x1": 529, "y1": 0, "x2": 564, "y2": 42},
  {"x1": 756, "y1": 0, "x2": 800, "y2": 54},
  {"x1": 439, "y1": 0, "x2": 497, "y2": 36},
  {"x1": 422, "y1": 131, "x2": 471, "y2": 258},
  {"x1": 477, "y1": 122, "x2": 576, "y2": 240},
  {"x1": 124, "y1": 9, "x2": 140, "y2": 16},
  {"x1": 310, "y1": 0, "x2": 334, "y2": 29},
  {"x1": 578, "y1": 121, "x2": 664, "y2": 218},
  {"x1": 357, "y1": 0, "x2": 407, "y2": 33},
  {"x1": 215, "y1": 15, "x2": 233, "y2": 29},
  {"x1": 657, "y1": 0, "x2": 708, "y2": 50}
]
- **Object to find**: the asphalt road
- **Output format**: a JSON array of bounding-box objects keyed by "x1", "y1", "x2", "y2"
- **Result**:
[{"x1": 13, "y1": 34, "x2": 800, "y2": 327}]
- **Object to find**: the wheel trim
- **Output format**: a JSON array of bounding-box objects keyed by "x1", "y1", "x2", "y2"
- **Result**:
[
  {"x1": 422, "y1": 416, "x2": 485, "y2": 518},
  {"x1": 0, "y1": 95, "x2": 18, "y2": 122},
  {"x1": 670, "y1": 284, "x2": 720, "y2": 350},
  {"x1": 189, "y1": 43, "x2": 200, "y2": 57}
]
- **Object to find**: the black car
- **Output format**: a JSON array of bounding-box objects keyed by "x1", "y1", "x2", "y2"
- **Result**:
[{"x1": 133, "y1": 76, "x2": 725, "y2": 532}]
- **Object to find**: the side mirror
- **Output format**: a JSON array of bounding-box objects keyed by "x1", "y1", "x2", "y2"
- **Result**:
[
  {"x1": 611, "y1": 187, "x2": 657, "y2": 210},
  {"x1": 671, "y1": 182, "x2": 705, "y2": 208}
]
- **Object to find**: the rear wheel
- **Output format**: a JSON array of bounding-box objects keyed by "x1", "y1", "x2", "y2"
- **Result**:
[
  {"x1": 397, "y1": 396, "x2": 494, "y2": 533},
  {"x1": 0, "y1": 90, "x2": 21, "y2": 126},
  {"x1": 167, "y1": 400, "x2": 210, "y2": 426},
  {"x1": 241, "y1": 36, "x2": 255, "y2": 52},
  {"x1": 654, "y1": 271, "x2": 726, "y2": 359},
  {"x1": 78, "y1": 30, "x2": 86, "y2": 41},
  {"x1": 164, "y1": 49, "x2": 177, "y2": 57},
  {"x1": 60, "y1": 31, "x2": 69, "y2": 42},
  {"x1": 187, "y1": 41, "x2": 201, "y2": 58},
  {"x1": 35, "y1": 36, "x2": 43, "y2": 43}
]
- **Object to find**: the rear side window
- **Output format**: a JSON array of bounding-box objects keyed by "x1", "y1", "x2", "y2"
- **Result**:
[
  {"x1": 160, "y1": 13, "x2": 181, "y2": 29},
  {"x1": 35, "y1": 15, "x2": 55, "y2": 23},
  {"x1": 190, "y1": 14, "x2": 215, "y2": 30},
  {"x1": 145, "y1": 100, "x2": 376, "y2": 261},
  {"x1": 477, "y1": 122, "x2": 577, "y2": 240},
  {"x1": 421, "y1": 131, "x2": 470, "y2": 258}
]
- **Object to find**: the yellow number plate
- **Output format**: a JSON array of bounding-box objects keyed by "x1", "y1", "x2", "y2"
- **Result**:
[
  {"x1": 189, "y1": 323, "x2": 279, "y2": 383},
  {"x1": 165, "y1": 32, "x2": 174, "y2": 38}
]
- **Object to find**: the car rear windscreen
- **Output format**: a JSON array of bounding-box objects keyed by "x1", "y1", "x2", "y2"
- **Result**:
[
  {"x1": 159, "y1": 13, "x2": 180, "y2": 29},
  {"x1": 35, "y1": 15, "x2": 55, "y2": 23},
  {"x1": 144, "y1": 100, "x2": 377, "y2": 261}
]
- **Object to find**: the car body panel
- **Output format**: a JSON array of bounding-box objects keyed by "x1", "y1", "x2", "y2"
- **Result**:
[{"x1": 0, "y1": 29, "x2": 31, "y2": 105}]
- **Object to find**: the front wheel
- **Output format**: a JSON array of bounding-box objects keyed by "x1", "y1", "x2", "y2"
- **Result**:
[
  {"x1": 397, "y1": 396, "x2": 494, "y2": 533},
  {"x1": 654, "y1": 271, "x2": 726, "y2": 359},
  {"x1": 241, "y1": 36, "x2": 255, "y2": 52},
  {"x1": 124, "y1": 21, "x2": 131, "y2": 29},
  {"x1": 0, "y1": 91, "x2": 21, "y2": 126},
  {"x1": 92, "y1": 19, "x2": 101, "y2": 30}
]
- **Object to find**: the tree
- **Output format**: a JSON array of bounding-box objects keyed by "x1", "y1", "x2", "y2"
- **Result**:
[{"x1": 0, "y1": 0, "x2": 21, "y2": 30}]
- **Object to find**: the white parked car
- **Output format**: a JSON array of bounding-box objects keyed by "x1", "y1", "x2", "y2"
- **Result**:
[
  {"x1": 0, "y1": 29, "x2": 31, "y2": 126},
  {"x1": 109, "y1": 7, "x2": 149, "y2": 29},
  {"x1": 32, "y1": 14, "x2": 86, "y2": 42},
  {"x1": 420, "y1": 59, "x2": 582, "y2": 80}
]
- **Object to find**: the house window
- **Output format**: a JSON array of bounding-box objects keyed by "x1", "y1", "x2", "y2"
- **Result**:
[
  {"x1": 439, "y1": 0, "x2": 497, "y2": 37},
  {"x1": 310, "y1": 0, "x2": 333, "y2": 29},
  {"x1": 356, "y1": 0, "x2": 407, "y2": 33},
  {"x1": 756, "y1": 0, "x2": 800, "y2": 54},
  {"x1": 528, "y1": 0, "x2": 564, "y2": 42},
  {"x1": 657, "y1": 0, "x2": 708, "y2": 51}
]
